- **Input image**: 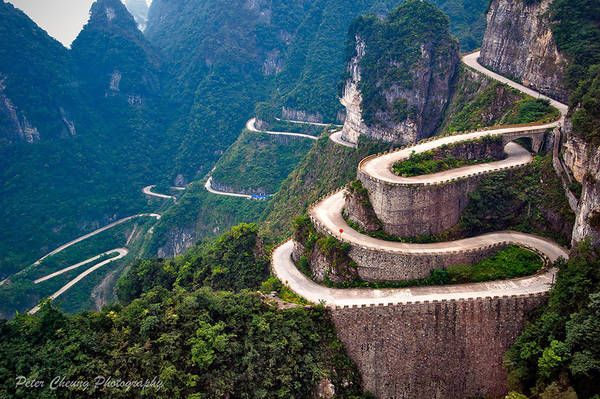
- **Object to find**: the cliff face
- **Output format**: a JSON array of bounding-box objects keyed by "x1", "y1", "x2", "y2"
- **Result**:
[
  {"x1": 340, "y1": 0, "x2": 459, "y2": 145},
  {"x1": 0, "y1": 0, "x2": 79, "y2": 143},
  {"x1": 340, "y1": 37, "x2": 368, "y2": 144},
  {"x1": 480, "y1": 0, "x2": 569, "y2": 102},
  {"x1": 563, "y1": 120, "x2": 600, "y2": 246}
]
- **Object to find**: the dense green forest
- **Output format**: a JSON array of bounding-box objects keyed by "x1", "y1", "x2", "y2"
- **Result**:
[
  {"x1": 0, "y1": 223, "x2": 369, "y2": 398},
  {"x1": 210, "y1": 130, "x2": 314, "y2": 195}
]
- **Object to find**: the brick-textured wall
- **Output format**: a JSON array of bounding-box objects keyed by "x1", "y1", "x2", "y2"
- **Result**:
[
  {"x1": 358, "y1": 172, "x2": 485, "y2": 237},
  {"x1": 348, "y1": 244, "x2": 505, "y2": 281},
  {"x1": 353, "y1": 128, "x2": 550, "y2": 238},
  {"x1": 330, "y1": 294, "x2": 547, "y2": 398}
]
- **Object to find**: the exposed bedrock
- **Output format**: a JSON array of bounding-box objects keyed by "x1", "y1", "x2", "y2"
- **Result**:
[
  {"x1": 340, "y1": 1, "x2": 459, "y2": 145},
  {"x1": 343, "y1": 182, "x2": 382, "y2": 232},
  {"x1": 330, "y1": 294, "x2": 547, "y2": 398},
  {"x1": 563, "y1": 119, "x2": 600, "y2": 246},
  {"x1": 480, "y1": 0, "x2": 568, "y2": 103}
]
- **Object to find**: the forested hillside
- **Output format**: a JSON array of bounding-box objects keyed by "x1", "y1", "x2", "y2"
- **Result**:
[
  {"x1": 0, "y1": 0, "x2": 174, "y2": 279},
  {"x1": 0, "y1": 0, "x2": 494, "y2": 316},
  {"x1": 0, "y1": 224, "x2": 368, "y2": 399}
]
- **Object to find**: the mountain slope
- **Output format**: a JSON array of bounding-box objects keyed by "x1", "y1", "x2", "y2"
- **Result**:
[{"x1": 0, "y1": 0, "x2": 79, "y2": 143}]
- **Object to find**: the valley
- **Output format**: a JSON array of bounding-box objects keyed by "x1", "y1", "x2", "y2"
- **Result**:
[{"x1": 0, "y1": 0, "x2": 599, "y2": 397}]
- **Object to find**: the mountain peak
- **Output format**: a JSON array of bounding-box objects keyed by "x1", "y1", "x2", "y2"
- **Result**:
[{"x1": 87, "y1": 0, "x2": 139, "y2": 32}]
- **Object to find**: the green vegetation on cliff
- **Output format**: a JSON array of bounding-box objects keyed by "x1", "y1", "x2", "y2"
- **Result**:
[
  {"x1": 441, "y1": 67, "x2": 560, "y2": 134},
  {"x1": 393, "y1": 151, "x2": 494, "y2": 177},
  {"x1": 392, "y1": 136, "x2": 503, "y2": 177},
  {"x1": 348, "y1": 0, "x2": 458, "y2": 127},
  {"x1": 0, "y1": 223, "x2": 369, "y2": 398},
  {"x1": 210, "y1": 129, "x2": 314, "y2": 195},
  {"x1": 506, "y1": 243, "x2": 600, "y2": 398},
  {"x1": 460, "y1": 156, "x2": 575, "y2": 246},
  {"x1": 267, "y1": 0, "x2": 489, "y2": 122},
  {"x1": 0, "y1": 291, "x2": 366, "y2": 399},
  {"x1": 550, "y1": 0, "x2": 600, "y2": 144},
  {"x1": 260, "y1": 135, "x2": 388, "y2": 243}
]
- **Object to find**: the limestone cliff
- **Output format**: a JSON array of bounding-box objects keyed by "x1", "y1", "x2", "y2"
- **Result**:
[
  {"x1": 480, "y1": 0, "x2": 568, "y2": 102},
  {"x1": 340, "y1": 0, "x2": 459, "y2": 145},
  {"x1": 563, "y1": 120, "x2": 600, "y2": 246}
]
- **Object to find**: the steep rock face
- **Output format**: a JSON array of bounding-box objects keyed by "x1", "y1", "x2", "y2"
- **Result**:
[
  {"x1": 281, "y1": 107, "x2": 324, "y2": 123},
  {"x1": 157, "y1": 227, "x2": 197, "y2": 258},
  {"x1": 480, "y1": 0, "x2": 569, "y2": 102},
  {"x1": 343, "y1": 181, "x2": 381, "y2": 232},
  {"x1": 563, "y1": 121, "x2": 600, "y2": 246},
  {"x1": 340, "y1": 37, "x2": 368, "y2": 144},
  {"x1": 340, "y1": 1, "x2": 459, "y2": 145}
]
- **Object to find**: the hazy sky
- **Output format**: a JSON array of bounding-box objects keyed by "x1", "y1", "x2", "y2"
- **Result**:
[{"x1": 6, "y1": 0, "x2": 151, "y2": 47}]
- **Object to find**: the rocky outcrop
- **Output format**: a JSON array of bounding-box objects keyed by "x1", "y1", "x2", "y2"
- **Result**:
[
  {"x1": 340, "y1": 1, "x2": 459, "y2": 145},
  {"x1": 281, "y1": 107, "x2": 324, "y2": 124},
  {"x1": 0, "y1": 85, "x2": 40, "y2": 144},
  {"x1": 480, "y1": 0, "x2": 569, "y2": 102},
  {"x1": 293, "y1": 234, "x2": 358, "y2": 284},
  {"x1": 157, "y1": 227, "x2": 197, "y2": 258},
  {"x1": 340, "y1": 36, "x2": 368, "y2": 144},
  {"x1": 343, "y1": 181, "x2": 381, "y2": 232},
  {"x1": 563, "y1": 120, "x2": 600, "y2": 246},
  {"x1": 123, "y1": 0, "x2": 149, "y2": 31}
]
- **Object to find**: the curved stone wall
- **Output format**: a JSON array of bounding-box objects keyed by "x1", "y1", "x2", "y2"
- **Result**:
[
  {"x1": 330, "y1": 293, "x2": 547, "y2": 398},
  {"x1": 358, "y1": 170, "x2": 486, "y2": 237},
  {"x1": 353, "y1": 128, "x2": 550, "y2": 238}
]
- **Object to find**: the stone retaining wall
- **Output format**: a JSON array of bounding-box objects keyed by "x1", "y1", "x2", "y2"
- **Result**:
[
  {"x1": 358, "y1": 170, "x2": 486, "y2": 237},
  {"x1": 348, "y1": 243, "x2": 505, "y2": 281},
  {"x1": 354, "y1": 128, "x2": 550, "y2": 237},
  {"x1": 330, "y1": 293, "x2": 547, "y2": 398}
]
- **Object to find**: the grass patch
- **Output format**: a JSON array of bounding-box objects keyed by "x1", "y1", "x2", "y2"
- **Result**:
[
  {"x1": 325, "y1": 245, "x2": 543, "y2": 289},
  {"x1": 392, "y1": 150, "x2": 496, "y2": 177}
]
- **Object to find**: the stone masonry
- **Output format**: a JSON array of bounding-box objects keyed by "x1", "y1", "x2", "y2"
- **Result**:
[{"x1": 330, "y1": 294, "x2": 547, "y2": 398}]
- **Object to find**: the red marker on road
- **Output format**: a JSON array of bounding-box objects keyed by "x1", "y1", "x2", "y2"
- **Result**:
[{"x1": 339, "y1": 229, "x2": 344, "y2": 234}]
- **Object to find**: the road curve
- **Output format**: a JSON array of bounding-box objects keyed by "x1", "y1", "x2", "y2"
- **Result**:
[
  {"x1": 271, "y1": 51, "x2": 571, "y2": 306},
  {"x1": 273, "y1": 240, "x2": 557, "y2": 307},
  {"x1": 329, "y1": 130, "x2": 357, "y2": 149},
  {"x1": 29, "y1": 248, "x2": 128, "y2": 315},
  {"x1": 33, "y1": 249, "x2": 124, "y2": 284},
  {"x1": 363, "y1": 141, "x2": 531, "y2": 185},
  {"x1": 246, "y1": 118, "x2": 320, "y2": 140},
  {"x1": 142, "y1": 185, "x2": 178, "y2": 201},
  {"x1": 463, "y1": 52, "x2": 568, "y2": 116},
  {"x1": 204, "y1": 177, "x2": 253, "y2": 199},
  {"x1": 311, "y1": 190, "x2": 568, "y2": 261},
  {"x1": 32, "y1": 214, "x2": 160, "y2": 267}
]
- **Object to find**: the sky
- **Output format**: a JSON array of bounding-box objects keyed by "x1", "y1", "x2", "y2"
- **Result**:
[{"x1": 6, "y1": 0, "x2": 151, "y2": 47}]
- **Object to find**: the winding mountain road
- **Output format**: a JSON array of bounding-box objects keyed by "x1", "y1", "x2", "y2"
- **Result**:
[
  {"x1": 246, "y1": 118, "x2": 320, "y2": 140},
  {"x1": 364, "y1": 141, "x2": 532, "y2": 184},
  {"x1": 273, "y1": 241, "x2": 558, "y2": 306},
  {"x1": 204, "y1": 177, "x2": 253, "y2": 199},
  {"x1": 311, "y1": 190, "x2": 567, "y2": 259},
  {"x1": 329, "y1": 130, "x2": 357, "y2": 149},
  {"x1": 29, "y1": 248, "x2": 128, "y2": 315},
  {"x1": 271, "y1": 51, "x2": 570, "y2": 306},
  {"x1": 142, "y1": 185, "x2": 186, "y2": 201},
  {"x1": 31, "y1": 213, "x2": 160, "y2": 267}
]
